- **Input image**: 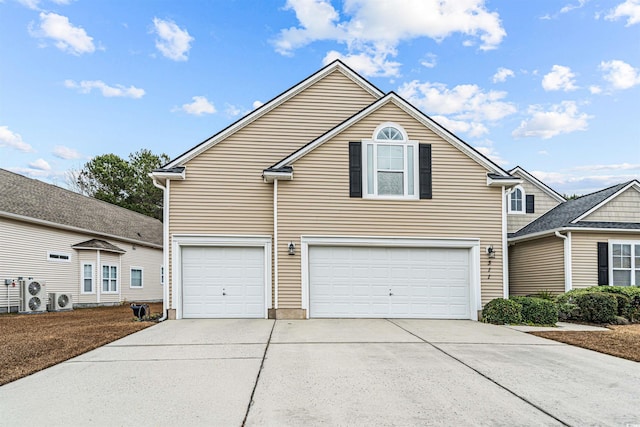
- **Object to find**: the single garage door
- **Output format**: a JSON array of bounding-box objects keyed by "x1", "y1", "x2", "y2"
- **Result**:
[
  {"x1": 309, "y1": 246, "x2": 470, "y2": 319},
  {"x1": 182, "y1": 246, "x2": 265, "y2": 318}
]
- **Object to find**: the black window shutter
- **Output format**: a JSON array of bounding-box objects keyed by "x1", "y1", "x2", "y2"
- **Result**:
[
  {"x1": 525, "y1": 194, "x2": 535, "y2": 213},
  {"x1": 597, "y1": 242, "x2": 609, "y2": 285},
  {"x1": 419, "y1": 143, "x2": 432, "y2": 199},
  {"x1": 349, "y1": 142, "x2": 362, "y2": 198}
]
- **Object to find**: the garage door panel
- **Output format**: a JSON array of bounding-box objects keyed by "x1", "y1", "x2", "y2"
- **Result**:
[
  {"x1": 182, "y1": 246, "x2": 264, "y2": 318},
  {"x1": 309, "y1": 246, "x2": 470, "y2": 319}
]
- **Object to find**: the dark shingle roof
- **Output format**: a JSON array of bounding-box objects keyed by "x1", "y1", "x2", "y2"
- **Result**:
[
  {"x1": 0, "y1": 169, "x2": 162, "y2": 247},
  {"x1": 510, "y1": 181, "x2": 640, "y2": 238},
  {"x1": 72, "y1": 239, "x2": 126, "y2": 253}
]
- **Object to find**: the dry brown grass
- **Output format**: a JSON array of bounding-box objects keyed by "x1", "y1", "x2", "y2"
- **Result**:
[
  {"x1": 0, "y1": 303, "x2": 162, "y2": 386},
  {"x1": 532, "y1": 324, "x2": 640, "y2": 362}
]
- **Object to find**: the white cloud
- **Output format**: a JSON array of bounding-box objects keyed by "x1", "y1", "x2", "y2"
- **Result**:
[
  {"x1": 323, "y1": 48, "x2": 401, "y2": 77},
  {"x1": 538, "y1": 150, "x2": 549, "y2": 155},
  {"x1": 224, "y1": 104, "x2": 242, "y2": 117},
  {"x1": 52, "y1": 145, "x2": 82, "y2": 160},
  {"x1": 177, "y1": 96, "x2": 216, "y2": 116},
  {"x1": 420, "y1": 53, "x2": 437, "y2": 69},
  {"x1": 560, "y1": 0, "x2": 587, "y2": 14},
  {"x1": 530, "y1": 169, "x2": 639, "y2": 196},
  {"x1": 542, "y1": 65, "x2": 578, "y2": 91},
  {"x1": 512, "y1": 101, "x2": 592, "y2": 139},
  {"x1": 572, "y1": 162, "x2": 640, "y2": 172},
  {"x1": 252, "y1": 100, "x2": 264, "y2": 109},
  {"x1": 398, "y1": 80, "x2": 516, "y2": 137},
  {"x1": 492, "y1": 67, "x2": 514, "y2": 83},
  {"x1": 599, "y1": 60, "x2": 640, "y2": 90},
  {"x1": 589, "y1": 85, "x2": 602, "y2": 94},
  {"x1": 473, "y1": 141, "x2": 508, "y2": 166},
  {"x1": 29, "y1": 158, "x2": 51, "y2": 171},
  {"x1": 30, "y1": 12, "x2": 95, "y2": 55},
  {"x1": 152, "y1": 17, "x2": 193, "y2": 61},
  {"x1": 64, "y1": 80, "x2": 145, "y2": 98},
  {"x1": 18, "y1": 0, "x2": 73, "y2": 8},
  {"x1": 274, "y1": 0, "x2": 506, "y2": 76},
  {"x1": 0, "y1": 126, "x2": 34, "y2": 152},
  {"x1": 606, "y1": 0, "x2": 640, "y2": 26}
]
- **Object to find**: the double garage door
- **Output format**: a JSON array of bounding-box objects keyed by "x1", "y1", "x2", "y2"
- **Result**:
[
  {"x1": 309, "y1": 246, "x2": 471, "y2": 319},
  {"x1": 181, "y1": 244, "x2": 471, "y2": 319}
]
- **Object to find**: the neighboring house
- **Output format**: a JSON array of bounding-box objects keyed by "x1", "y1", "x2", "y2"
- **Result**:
[
  {"x1": 151, "y1": 60, "x2": 522, "y2": 321},
  {"x1": 509, "y1": 180, "x2": 640, "y2": 296},
  {"x1": 0, "y1": 169, "x2": 163, "y2": 312},
  {"x1": 506, "y1": 166, "x2": 566, "y2": 233}
]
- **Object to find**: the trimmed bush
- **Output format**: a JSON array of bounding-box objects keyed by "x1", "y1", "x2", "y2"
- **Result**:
[
  {"x1": 482, "y1": 298, "x2": 522, "y2": 325},
  {"x1": 557, "y1": 302, "x2": 580, "y2": 321},
  {"x1": 556, "y1": 286, "x2": 640, "y2": 322},
  {"x1": 511, "y1": 296, "x2": 558, "y2": 325},
  {"x1": 574, "y1": 292, "x2": 617, "y2": 324}
]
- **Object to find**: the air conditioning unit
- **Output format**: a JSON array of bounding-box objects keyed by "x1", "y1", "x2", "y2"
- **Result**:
[
  {"x1": 21, "y1": 279, "x2": 47, "y2": 313},
  {"x1": 49, "y1": 293, "x2": 73, "y2": 311}
]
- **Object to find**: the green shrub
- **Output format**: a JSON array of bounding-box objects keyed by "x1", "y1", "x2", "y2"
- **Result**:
[
  {"x1": 511, "y1": 296, "x2": 558, "y2": 325},
  {"x1": 526, "y1": 290, "x2": 556, "y2": 301},
  {"x1": 574, "y1": 293, "x2": 618, "y2": 323},
  {"x1": 482, "y1": 298, "x2": 522, "y2": 325},
  {"x1": 556, "y1": 286, "x2": 640, "y2": 321},
  {"x1": 557, "y1": 302, "x2": 580, "y2": 321}
]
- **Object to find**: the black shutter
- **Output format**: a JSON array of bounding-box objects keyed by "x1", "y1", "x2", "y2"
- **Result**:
[
  {"x1": 349, "y1": 142, "x2": 362, "y2": 198},
  {"x1": 597, "y1": 242, "x2": 609, "y2": 285},
  {"x1": 419, "y1": 143, "x2": 432, "y2": 199},
  {"x1": 525, "y1": 194, "x2": 535, "y2": 213}
]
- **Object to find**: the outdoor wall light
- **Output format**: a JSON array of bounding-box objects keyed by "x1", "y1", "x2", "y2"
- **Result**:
[
  {"x1": 486, "y1": 245, "x2": 496, "y2": 259},
  {"x1": 288, "y1": 241, "x2": 296, "y2": 255}
]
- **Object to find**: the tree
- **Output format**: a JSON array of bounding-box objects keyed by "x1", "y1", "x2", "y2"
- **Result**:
[{"x1": 74, "y1": 149, "x2": 170, "y2": 220}]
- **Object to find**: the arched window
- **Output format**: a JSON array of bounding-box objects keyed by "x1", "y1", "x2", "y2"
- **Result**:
[
  {"x1": 363, "y1": 123, "x2": 418, "y2": 198},
  {"x1": 509, "y1": 186, "x2": 524, "y2": 213}
]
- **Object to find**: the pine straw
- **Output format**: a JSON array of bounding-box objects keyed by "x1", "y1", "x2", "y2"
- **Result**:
[
  {"x1": 0, "y1": 303, "x2": 162, "y2": 386},
  {"x1": 531, "y1": 324, "x2": 640, "y2": 362}
]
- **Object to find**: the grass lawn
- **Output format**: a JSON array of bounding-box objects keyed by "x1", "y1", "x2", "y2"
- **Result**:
[
  {"x1": 531, "y1": 324, "x2": 640, "y2": 362},
  {"x1": 0, "y1": 303, "x2": 162, "y2": 386}
]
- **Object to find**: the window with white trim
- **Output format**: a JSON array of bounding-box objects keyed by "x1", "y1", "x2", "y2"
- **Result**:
[
  {"x1": 508, "y1": 186, "x2": 524, "y2": 213},
  {"x1": 48, "y1": 251, "x2": 71, "y2": 262},
  {"x1": 611, "y1": 242, "x2": 640, "y2": 286},
  {"x1": 130, "y1": 267, "x2": 143, "y2": 288},
  {"x1": 102, "y1": 265, "x2": 118, "y2": 293},
  {"x1": 82, "y1": 263, "x2": 94, "y2": 293},
  {"x1": 362, "y1": 123, "x2": 418, "y2": 199}
]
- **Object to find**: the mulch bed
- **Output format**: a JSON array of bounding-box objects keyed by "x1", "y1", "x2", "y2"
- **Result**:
[
  {"x1": 0, "y1": 303, "x2": 162, "y2": 386},
  {"x1": 531, "y1": 324, "x2": 640, "y2": 362}
]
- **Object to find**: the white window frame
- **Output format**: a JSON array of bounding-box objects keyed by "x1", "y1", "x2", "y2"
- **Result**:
[
  {"x1": 362, "y1": 122, "x2": 419, "y2": 200},
  {"x1": 609, "y1": 240, "x2": 640, "y2": 287},
  {"x1": 102, "y1": 264, "x2": 118, "y2": 293},
  {"x1": 130, "y1": 267, "x2": 144, "y2": 289},
  {"x1": 81, "y1": 262, "x2": 95, "y2": 294},
  {"x1": 508, "y1": 185, "x2": 525, "y2": 214},
  {"x1": 48, "y1": 251, "x2": 71, "y2": 263}
]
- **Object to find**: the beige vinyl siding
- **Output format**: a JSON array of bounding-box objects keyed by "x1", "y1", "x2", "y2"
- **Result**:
[
  {"x1": 507, "y1": 172, "x2": 563, "y2": 233},
  {"x1": 276, "y1": 101, "x2": 505, "y2": 308},
  {"x1": 120, "y1": 245, "x2": 163, "y2": 302},
  {"x1": 0, "y1": 217, "x2": 162, "y2": 307},
  {"x1": 582, "y1": 187, "x2": 640, "y2": 223},
  {"x1": 509, "y1": 236, "x2": 565, "y2": 295},
  {"x1": 167, "y1": 69, "x2": 379, "y2": 303},
  {"x1": 571, "y1": 231, "x2": 640, "y2": 289}
]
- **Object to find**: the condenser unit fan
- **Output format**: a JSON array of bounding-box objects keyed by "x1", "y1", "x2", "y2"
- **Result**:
[
  {"x1": 28, "y1": 281, "x2": 42, "y2": 296},
  {"x1": 57, "y1": 294, "x2": 70, "y2": 308},
  {"x1": 28, "y1": 296, "x2": 43, "y2": 311}
]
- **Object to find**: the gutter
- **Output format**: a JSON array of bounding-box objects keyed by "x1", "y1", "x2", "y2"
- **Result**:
[{"x1": 152, "y1": 176, "x2": 169, "y2": 322}]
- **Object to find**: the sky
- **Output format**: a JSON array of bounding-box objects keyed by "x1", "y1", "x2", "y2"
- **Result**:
[{"x1": 1, "y1": 0, "x2": 639, "y2": 196}]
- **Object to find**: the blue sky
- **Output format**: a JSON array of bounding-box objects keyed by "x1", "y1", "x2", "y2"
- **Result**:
[{"x1": 1, "y1": 0, "x2": 639, "y2": 196}]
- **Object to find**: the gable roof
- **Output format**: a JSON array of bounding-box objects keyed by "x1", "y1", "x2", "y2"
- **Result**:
[
  {"x1": 509, "y1": 180, "x2": 640, "y2": 240},
  {"x1": 509, "y1": 166, "x2": 566, "y2": 203},
  {"x1": 270, "y1": 92, "x2": 512, "y2": 177},
  {"x1": 0, "y1": 169, "x2": 163, "y2": 247},
  {"x1": 162, "y1": 60, "x2": 384, "y2": 170},
  {"x1": 72, "y1": 239, "x2": 126, "y2": 253}
]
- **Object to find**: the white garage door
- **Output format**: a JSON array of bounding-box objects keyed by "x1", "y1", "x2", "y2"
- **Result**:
[
  {"x1": 309, "y1": 246, "x2": 470, "y2": 319},
  {"x1": 182, "y1": 246, "x2": 265, "y2": 318}
]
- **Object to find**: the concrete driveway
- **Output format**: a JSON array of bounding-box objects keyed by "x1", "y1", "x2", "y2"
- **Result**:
[{"x1": 1, "y1": 319, "x2": 639, "y2": 426}]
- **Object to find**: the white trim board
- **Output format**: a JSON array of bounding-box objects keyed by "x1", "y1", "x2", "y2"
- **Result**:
[
  {"x1": 299, "y1": 235, "x2": 481, "y2": 321},
  {"x1": 171, "y1": 235, "x2": 273, "y2": 319}
]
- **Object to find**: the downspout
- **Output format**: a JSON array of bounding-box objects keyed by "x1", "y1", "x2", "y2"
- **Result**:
[
  {"x1": 96, "y1": 250, "x2": 101, "y2": 304},
  {"x1": 152, "y1": 177, "x2": 169, "y2": 322},
  {"x1": 554, "y1": 231, "x2": 572, "y2": 292},
  {"x1": 273, "y1": 179, "x2": 279, "y2": 313},
  {"x1": 502, "y1": 186, "x2": 509, "y2": 299}
]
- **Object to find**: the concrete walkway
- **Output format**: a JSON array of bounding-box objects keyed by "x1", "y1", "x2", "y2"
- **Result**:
[{"x1": 1, "y1": 319, "x2": 638, "y2": 426}]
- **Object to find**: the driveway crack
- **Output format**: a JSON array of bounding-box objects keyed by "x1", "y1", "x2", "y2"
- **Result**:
[
  {"x1": 241, "y1": 320, "x2": 275, "y2": 426},
  {"x1": 386, "y1": 319, "x2": 572, "y2": 427}
]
